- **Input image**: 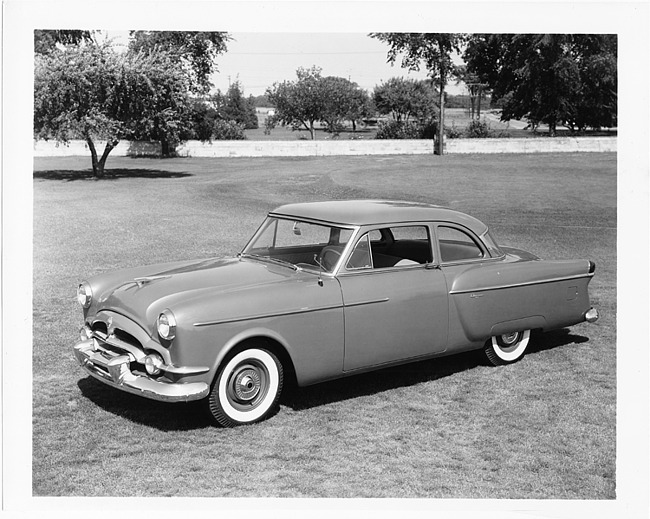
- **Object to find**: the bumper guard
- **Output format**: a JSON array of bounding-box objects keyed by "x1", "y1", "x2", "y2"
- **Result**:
[{"x1": 73, "y1": 339, "x2": 209, "y2": 402}]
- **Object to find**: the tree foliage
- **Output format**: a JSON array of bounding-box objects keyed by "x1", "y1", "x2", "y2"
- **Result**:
[
  {"x1": 370, "y1": 33, "x2": 464, "y2": 153},
  {"x1": 373, "y1": 77, "x2": 438, "y2": 123},
  {"x1": 266, "y1": 67, "x2": 328, "y2": 140},
  {"x1": 464, "y1": 34, "x2": 617, "y2": 134},
  {"x1": 266, "y1": 67, "x2": 371, "y2": 139},
  {"x1": 319, "y1": 76, "x2": 372, "y2": 133},
  {"x1": 34, "y1": 41, "x2": 191, "y2": 176},
  {"x1": 212, "y1": 81, "x2": 259, "y2": 129},
  {"x1": 128, "y1": 31, "x2": 231, "y2": 95},
  {"x1": 34, "y1": 30, "x2": 94, "y2": 54}
]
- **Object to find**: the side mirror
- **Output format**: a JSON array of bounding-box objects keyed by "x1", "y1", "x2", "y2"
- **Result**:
[{"x1": 292, "y1": 222, "x2": 302, "y2": 236}]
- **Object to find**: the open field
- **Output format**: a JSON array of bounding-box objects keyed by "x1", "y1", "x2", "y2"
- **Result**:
[{"x1": 32, "y1": 153, "x2": 616, "y2": 499}]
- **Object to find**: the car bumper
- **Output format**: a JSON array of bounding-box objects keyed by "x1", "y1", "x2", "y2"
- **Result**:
[
  {"x1": 73, "y1": 339, "x2": 210, "y2": 402},
  {"x1": 584, "y1": 307, "x2": 599, "y2": 323}
]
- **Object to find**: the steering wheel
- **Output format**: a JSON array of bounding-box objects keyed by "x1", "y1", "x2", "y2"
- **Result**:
[{"x1": 318, "y1": 247, "x2": 342, "y2": 272}]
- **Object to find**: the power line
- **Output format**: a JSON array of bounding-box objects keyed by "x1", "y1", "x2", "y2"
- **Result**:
[{"x1": 228, "y1": 51, "x2": 387, "y2": 56}]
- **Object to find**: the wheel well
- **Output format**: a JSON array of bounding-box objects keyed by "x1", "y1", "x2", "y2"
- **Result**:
[{"x1": 228, "y1": 336, "x2": 298, "y2": 388}]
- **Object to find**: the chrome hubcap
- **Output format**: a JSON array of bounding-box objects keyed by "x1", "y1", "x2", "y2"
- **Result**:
[
  {"x1": 233, "y1": 367, "x2": 262, "y2": 402},
  {"x1": 500, "y1": 332, "x2": 520, "y2": 346}
]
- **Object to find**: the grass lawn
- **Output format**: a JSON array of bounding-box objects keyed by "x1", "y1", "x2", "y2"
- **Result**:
[{"x1": 32, "y1": 152, "x2": 616, "y2": 498}]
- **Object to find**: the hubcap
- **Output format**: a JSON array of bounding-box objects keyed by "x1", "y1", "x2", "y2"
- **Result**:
[
  {"x1": 233, "y1": 367, "x2": 262, "y2": 402},
  {"x1": 500, "y1": 332, "x2": 520, "y2": 346}
]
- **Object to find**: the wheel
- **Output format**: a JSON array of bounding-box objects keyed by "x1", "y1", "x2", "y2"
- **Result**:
[
  {"x1": 207, "y1": 348, "x2": 283, "y2": 427},
  {"x1": 484, "y1": 330, "x2": 531, "y2": 366}
]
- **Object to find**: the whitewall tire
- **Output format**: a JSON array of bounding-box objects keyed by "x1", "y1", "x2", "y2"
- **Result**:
[
  {"x1": 208, "y1": 348, "x2": 283, "y2": 427},
  {"x1": 484, "y1": 330, "x2": 531, "y2": 366}
]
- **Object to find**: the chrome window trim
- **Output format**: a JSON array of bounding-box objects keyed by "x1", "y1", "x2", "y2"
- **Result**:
[
  {"x1": 433, "y1": 222, "x2": 494, "y2": 264},
  {"x1": 339, "y1": 222, "x2": 436, "y2": 275}
]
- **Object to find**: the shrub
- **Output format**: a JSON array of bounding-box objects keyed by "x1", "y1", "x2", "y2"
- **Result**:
[
  {"x1": 445, "y1": 123, "x2": 463, "y2": 139},
  {"x1": 375, "y1": 120, "x2": 423, "y2": 140},
  {"x1": 212, "y1": 120, "x2": 247, "y2": 140},
  {"x1": 464, "y1": 119, "x2": 492, "y2": 138}
]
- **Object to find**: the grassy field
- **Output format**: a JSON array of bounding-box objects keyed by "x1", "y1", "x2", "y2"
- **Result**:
[{"x1": 32, "y1": 152, "x2": 616, "y2": 499}]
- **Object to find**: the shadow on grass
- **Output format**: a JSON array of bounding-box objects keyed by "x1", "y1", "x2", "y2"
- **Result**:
[
  {"x1": 77, "y1": 378, "x2": 213, "y2": 431},
  {"x1": 76, "y1": 327, "x2": 588, "y2": 431},
  {"x1": 34, "y1": 168, "x2": 193, "y2": 181},
  {"x1": 283, "y1": 328, "x2": 588, "y2": 412}
]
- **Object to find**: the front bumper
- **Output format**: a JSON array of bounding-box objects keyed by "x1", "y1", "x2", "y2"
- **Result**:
[{"x1": 73, "y1": 339, "x2": 210, "y2": 402}]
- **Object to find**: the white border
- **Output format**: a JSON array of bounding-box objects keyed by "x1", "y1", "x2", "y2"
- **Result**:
[{"x1": 3, "y1": 2, "x2": 649, "y2": 518}]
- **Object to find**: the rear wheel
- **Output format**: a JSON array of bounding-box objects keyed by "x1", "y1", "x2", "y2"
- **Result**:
[
  {"x1": 484, "y1": 330, "x2": 531, "y2": 366},
  {"x1": 207, "y1": 348, "x2": 283, "y2": 427}
]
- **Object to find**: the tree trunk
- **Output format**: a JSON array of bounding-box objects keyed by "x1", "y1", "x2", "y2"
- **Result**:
[
  {"x1": 437, "y1": 76, "x2": 445, "y2": 155},
  {"x1": 309, "y1": 121, "x2": 315, "y2": 140},
  {"x1": 87, "y1": 137, "x2": 118, "y2": 178}
]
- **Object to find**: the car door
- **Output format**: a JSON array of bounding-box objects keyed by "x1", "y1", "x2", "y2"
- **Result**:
[{"x1": 336, "y1": 224, "x2": 448, "y2": 372}]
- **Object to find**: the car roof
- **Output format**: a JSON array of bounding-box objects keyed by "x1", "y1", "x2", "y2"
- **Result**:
[{"x1": 269, "y1": 200, "x2": 489, "y2": 234}]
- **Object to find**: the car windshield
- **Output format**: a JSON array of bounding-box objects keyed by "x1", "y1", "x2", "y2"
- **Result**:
[{"x1": 242, "y1": 217, "x2": 355, "y2": 273}]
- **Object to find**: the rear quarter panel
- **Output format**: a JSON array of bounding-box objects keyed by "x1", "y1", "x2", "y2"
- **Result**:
[{"x1": 443, "y1": 257, "x2": 594, "y2": 347}]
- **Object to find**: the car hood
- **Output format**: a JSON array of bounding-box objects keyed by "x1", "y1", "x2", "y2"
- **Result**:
[{"x1": 91, "y1": 257, "x2": 318, "y2": 327}]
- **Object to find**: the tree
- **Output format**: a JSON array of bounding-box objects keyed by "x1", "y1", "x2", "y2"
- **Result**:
[
  {"x1": 128, "y1": 31, "x2": 231, "y2": 95},
  {"x1": 212, "y1": 81, "x2": 259, "y2": 129},
  {"x1": 370, "y1": 33, "x2": 464, "y2": 154},
  {"x1": 34, "y1": 42, "x2": 191, "y2": 177},
  {"x1": 34, "y1": 30, "x2": 94, "y2": 55},
  {"x1": 266, "y1": 67, "x2": 328, "y2": 140},
  {"x1": 319, "y1": 77, "x2": 371, "y2": 133},
  {"x1": 464, "y1": 34, "x2": 617, "y2": 134},
  {"x1": 267, "y1": 67, "x2": 372, "y2": 138},
  {"x1": 125, "y1": 31, "x2": 230, "y2": 155},
  {"x1": 373, "y1": 77, "x2": 438, "y2": 123},
  {"x1": 343, "y1": 86, "x2": 373, "y2": 131}
]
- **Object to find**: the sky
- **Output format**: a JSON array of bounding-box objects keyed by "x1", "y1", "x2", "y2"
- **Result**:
[
  {"x1": 208, "y1": 32, "x2": 462, "y2": 97},
  {"x1": 104, "y1": 31, "x2": 464, "y2": 97}
]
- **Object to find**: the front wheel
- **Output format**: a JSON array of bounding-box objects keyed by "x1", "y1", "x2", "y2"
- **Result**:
[
  {"x1": 207, "y1": 348, "x2": 283, "y2": 427},
  {"x1": 484, "y1": 330, "x2": 531, "y2": 366}
]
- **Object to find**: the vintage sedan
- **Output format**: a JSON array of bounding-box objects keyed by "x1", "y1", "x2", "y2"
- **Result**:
[{"x1": 74, "y1": 200, "x2": 599, "y2": 427}]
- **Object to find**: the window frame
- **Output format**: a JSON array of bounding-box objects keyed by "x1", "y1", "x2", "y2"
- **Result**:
[
  {"x1": 339, "y1": 222, "x2": 436, "y2": 275},
  {"x1": 434, "y1": 223, "x2": 492, "y2": 265}
]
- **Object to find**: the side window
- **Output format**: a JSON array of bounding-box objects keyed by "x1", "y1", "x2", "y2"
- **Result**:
[
  {"x1": 346, "y1": 233, "x2": 372, "y2": 270},
  {"x1": 437, "y1": 226, "x2": 484, "y2": 262},
  {"x1": 346, "y1": 225, "x2": 433, "y2": 271}
]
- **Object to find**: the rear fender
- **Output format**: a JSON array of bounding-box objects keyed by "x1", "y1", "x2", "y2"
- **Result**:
[{"x1": 448, "y1": 259, "x2": 594, "y2": 342}]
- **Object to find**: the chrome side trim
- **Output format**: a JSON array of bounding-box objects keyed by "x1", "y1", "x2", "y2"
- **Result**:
[
  {"x1": 344, "y1": 297, "x2": 390, "y2": 308},
  {"x1": 194, "y1": 303, "x2": 344, "y2": 327},
  {"x1": 449, "y1": 273, "x2": 594, "y2": 295}
]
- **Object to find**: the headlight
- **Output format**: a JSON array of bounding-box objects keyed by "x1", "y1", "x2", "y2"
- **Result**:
[
  {"x1": 156, "y1": 309, "x2": 177, "y2": 341},
  {"x1": 77, "y1": 282, "x2": 92, "y2": 308},
  {"x1": 144, "y1": 352, "x2": 164, "y2": 376}
]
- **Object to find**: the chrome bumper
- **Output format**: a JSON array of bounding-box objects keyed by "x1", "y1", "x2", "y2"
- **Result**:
[
  {"x1": 584, "y1": 307, "x2": 599, "y2": 323},
  {"x1": 73, "y1": 339, "x2": 209, "y2": 402}
]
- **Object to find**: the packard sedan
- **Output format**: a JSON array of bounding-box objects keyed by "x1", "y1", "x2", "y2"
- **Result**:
[{"x1": 74, "y1": 200, "x2": 598, "y2": 427}]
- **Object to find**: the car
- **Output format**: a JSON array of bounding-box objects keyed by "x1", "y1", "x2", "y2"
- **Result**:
[{"x1": 73, "y1": 200, "x2": 599, "y2": 427}]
